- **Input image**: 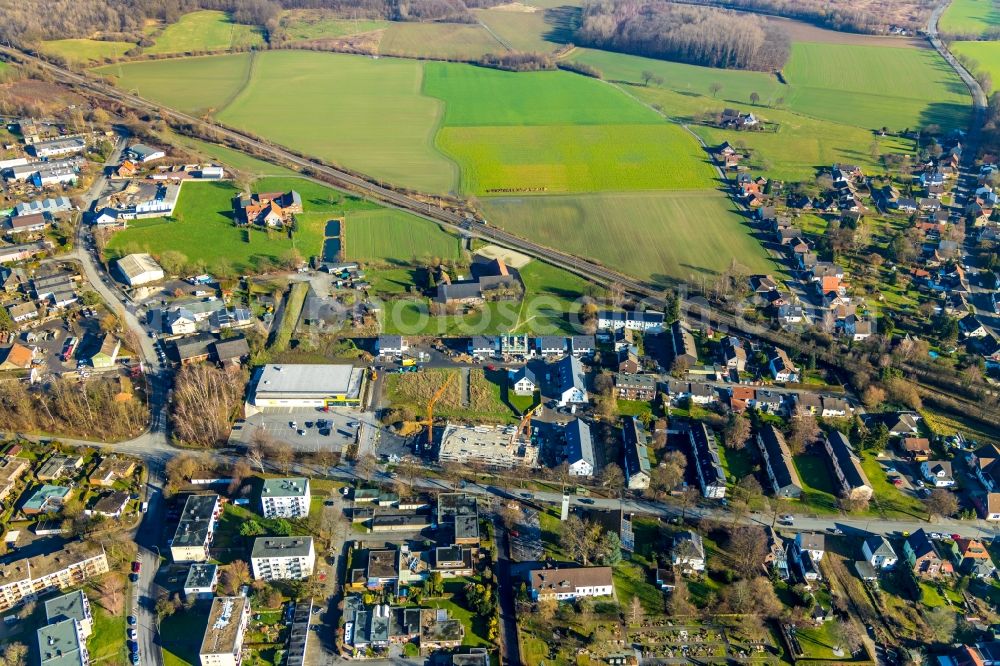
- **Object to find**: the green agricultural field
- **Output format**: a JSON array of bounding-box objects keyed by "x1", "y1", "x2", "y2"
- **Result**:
[
  {"x1": 952, "y1": 40, "x2": 1000, "y2": 93},
  {"x1": 279, "y1": 10, "x2": 389, "y2": 41},
  {"x1": 344, "y1": 209, "x2": 462, "y2": 263},
  {"x1": 217, "y1": 51, "x2": 458, "y2": 193},
  {"x1": 94, "y1": 53, "x2": 252, "y2": 115},
  {"x1": 570, "y1": 48, "x2": 783, "y2": 106},
  {"x1": 424, "y1": 62, "x2": 662, "y2": 126},
  {"x1": 39, "y1": 38, "x2": 135, "y2": 64},
  {"x1": 379, "y1": 22, "x2": 503, "y2": 60},
  {"x1": 105, "y1": 177, "x2": 425, "y2": 273},
  {"x1": 473, "y1": 8, "x2": 564, "y2": 53},
  {"x1": 781, "y1": 41, "x2": 970, "y2": 130},
  {"x1": 574, "y1": 42, "x2": 970, "y2": 132},
  {"x1": 482, "y1": 190, "x2": 774, "y2": 283},
  {"x1": 145, "y1": 10, "x2": 264, "y2": 55},
  {"x1": 940, "y1": 0, "x2": 1000, "y2": 36},
  {"x1": 437, "y1": 123, "x2": 716, "y2": 194}
]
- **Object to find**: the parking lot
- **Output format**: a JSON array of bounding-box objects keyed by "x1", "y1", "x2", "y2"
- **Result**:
[{"x1": 231, "y1": 406, "x2": 373, "y2": 452}]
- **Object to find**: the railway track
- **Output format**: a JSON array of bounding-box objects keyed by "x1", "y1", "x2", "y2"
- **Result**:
[{"x1": 8, "y1": 46, "x2": 999, "y2": 431}]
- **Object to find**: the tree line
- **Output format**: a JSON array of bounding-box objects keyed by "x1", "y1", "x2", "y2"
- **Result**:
[
  {"x1": 2, "y1": 0, "x2": 506, "y2": 46},
  {"x1": 674, "y1": 0, "x2": 933, "y2": 35},
  {"x1": 574, "y1": 1, "x2": 790, "y2": 72}
]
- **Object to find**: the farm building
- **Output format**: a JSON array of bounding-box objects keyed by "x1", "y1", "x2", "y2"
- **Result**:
[
  {"x1": 126, "y1": 143, "x2": 166, "y2": 163},
  {"x1": 114, "y1": 253, "x2": 164, "y2": 286}
]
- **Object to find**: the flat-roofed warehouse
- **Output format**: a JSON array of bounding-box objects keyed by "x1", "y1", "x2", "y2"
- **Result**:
[{"x1": 247, "y1": 364, "x2": 366, "y2": 411}]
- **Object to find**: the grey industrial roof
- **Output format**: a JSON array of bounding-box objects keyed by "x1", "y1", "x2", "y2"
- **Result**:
[{"x1": 253, "y1": 364, "x2": 364, "y2": 400}]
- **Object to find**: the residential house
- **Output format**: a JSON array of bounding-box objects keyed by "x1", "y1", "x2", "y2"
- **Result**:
[
  {"x1": 792, "y1": 532, "x2": 824, "y2": 581},
  {"x1": 125, "y1": 144, "x2": 165, "y2": 163},
  {"x1": 920, "y1": 460, "x2": 956, "y2": 487},
  {"x1": 0, "y1": 542, "x2": 109, "y2": 612},
  {"x1": 671, "y1": 320, "x2": 698, "y2": 366},
  {"x1": 721, "y1": 336, "x2": 746, "y2": 372},
  {"x1": 436, "y1": 258, "x2": 519, "y2": 306},
  {"x1": 951, "y1": 538, "x2": 996, "y2": 578},
  {"x1": 622, "y1": 416, "x2": 651, "y2": 490},
  {"x1": 565, "y1": 418, "x2": 595, "y2": 477},
  {"x1": 530, "y1": 566, "x2": 613, "y2": 601},
  {"x1": 8, "y1": 212, "x2": 49, "y2": 236},
  {"x1": 234, "y1": 190, "x2": 302, "y2": 227},
  {"x1": 756, "y1": 425, "x2": 803, "y2": 498},
  {"x1": 87, "y1": 334, "x2": 120, "y2": 369},
  {"x1": 901, "y1": 437, "x2": 931, "y2": 461},
  {"x1": 555, "y1": 355, "x2": 587, "y2": 406},
  {"x1": 7, "y1": 301, "x2": 38, "y2": 324},
  {"x1": 862, "y1": 535, "x2": 897, "y2": 569},
  {"x1": 570, "y1": 335, "x2": 596, "y2": 357},
  {"x1": 823, "y1": 431, "x2": 872, "y2": 502},
  {"x1": 671, "y1": 531, "x2": 706, "y2": 572},
  {"x1": 509, "y1": 366, "x2": 537, "y2": 396},
  {"x1": 211, "y1": 337, "x2": 250, "y2": 367},
  {"x1": 250, "y1": 537, "x2": 315, "y2": 580},
  {"x1": 36, "y1": 454, "x2": 83, "y2": 481},
  {"x1": 0, "y1": 456, "x2": 29, "y2": 503},
  {"x1": 84, "y1": 491, "x2": 130, "y2": 518},
  {"x1": 183, "y1": 563, "x2": 218, "y2": 600},
  {"x1": 198, "y1": 596, "x2": 251, "y2": 666},
  {"x1": 22, "y1": 485, "x2": 71, "y2": 515},
  {"x1": 688, "y1": 421, "x2": 726, "y2": 499},
  {"x1": 0, "y1": 343, "x2": 33, "y2": 371},
  {"x1": 613, "y1": 373, "x2": 655, "y2": 401},
  {"x1": 904, "y1": 529, "x2": 952, "y2": 578},
  {"x1": 768, "y1": 347, "x2": 799, "y2": 382},
  {"x1": 985, "y1": 493, "x2": 1000, "y2": 521},
  {"x1": 260, "y1": 477, "x2": 311, "y2": 519},
  {"x1": 535, "y1": 336, "x2": 566, "y2": 357},
  {"x1": 595, "y1": 310, "x2": 665, "y2": 332},
  {"x1": 376, "y1": 335, "x2": 408, "y2": 357}
]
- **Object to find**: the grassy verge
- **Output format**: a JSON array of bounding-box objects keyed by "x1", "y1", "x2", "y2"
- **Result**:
[{"x1": 271, "y1": 282, "x2": 308, "y2": 353}]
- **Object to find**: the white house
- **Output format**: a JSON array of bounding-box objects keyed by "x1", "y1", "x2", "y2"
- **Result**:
[
  {"x1": 795, "y1": 532, "x2": 825, "y2": 562},
  {"x1": 509, "y1": 366, "x2": 537, "y2": 396},
  {"x1": 769, "y1": 347, "x2": 799, "y2": 383},
  {"x1": 920, "y1": 460, "x2": 955, "y2": 487},
  {"x1": 565, "y1": 418, "x2": 595, "y2": 477},
  {"x1": 250, "y1": 537, "x2": 315, "y2": 581},
  {"x1": 530, "y1": 566, "x2": 613, "y2": 601},
  {"x1": 671, "y1": 531, "x2": 706, "y2": 572},
  {"x1": 376, "y1": 335, "x2": 407, "y2": 357},
  {"x1": 555, "y1": 355, "x2": 587, "y2": 406},
  {"x1": 260, "y1": 477, "x2": 311, "y2": 519},
  {"x1": 595, "y1": 310, "x2": 665, "y2": 332},
  {"x1": 862, "y1": 535, "x2": 897, "y2": 570}
]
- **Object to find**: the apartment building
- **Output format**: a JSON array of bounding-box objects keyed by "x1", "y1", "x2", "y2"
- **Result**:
[
  {"x1": 260, "y1": 478, "x2": 311, "y2": 519},
  {"x1": 530, "y1": 566, "x2": 613, "y2": 601},
  {"x1": 38, "y1": 619, "x2": 89, "y2": 666},
  {"x1": 0, "y1": 456, "x2": 28, "y2": 502},
  {"x1": 44, "y1": 590, "x2": 93, "y2": 637},
  {"x1": 170, "y1": 494, "x2": 221, "y2": 563},
  {"x1": 0, "y1": 542, "x2": 109, "y2": 612},
  {"x1": 250, "y1": 537, "x2": 315, "y2": 581},
  {"x1": 199, "y1": 596, "x2": 251, "y2": 666}
]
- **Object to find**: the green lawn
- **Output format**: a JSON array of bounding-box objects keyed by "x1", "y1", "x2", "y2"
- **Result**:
[
  {"x1": 217, "y1": 51, "x2": 458, "y2": 194},
  {"x1": 792, "y1": 452, "x2": 840, "y2": 515},
  {"x1": 481, "y1": 190, "x2": 774, "y2": 283},
  {"x1": 145, "y1": 10, "x2": 264, "y2": 55},
  {"x1": 716, "y1": 444, "x2": 754, "y2": 484},
  {"x1": 344, "y1": 209, "x2": 461, "y2": 264},
  {"x1": 105, "y1": 177, "x2": 410, "y2": 273},
  {"x1": 88, "y1": 604, "x2": 126, "y2": 664},
  {"x1": 794, "y1": 621, "x2": 847, "y2": 660},
  {"x1": 429, "y1": 580, "x2": 493, "y2": 647},
  {"x1": 781, "y1": 41, "x2": 970, "y2": 131},
  {"x1": 860, "y1": 455, "x2": 927, "y2": 519},
  {"x1": 940, "y1": 0, "x2": 1000, "y2": 36},
  {"x1": 39, "y1": 38, "x2": 135, "y2": 64},
  {"x1": 613, "y1": 561, "x2": 665, "y2": 614},
  {"x1": 94, "y1": 53, "x2": 253, "y2": 115},
  {"x1": 511, "y1": 259, "x2": 595, "y2": 334},
  {"x1": 952, "y1": 40, "x2": 1000, "y2": 93},
  {"x1": 379, "y1": 22, "x2": 503, "y2": 60},
  {"x1": 160, "y1": 610, "x2": 207, "y2": 666}
]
